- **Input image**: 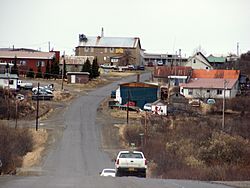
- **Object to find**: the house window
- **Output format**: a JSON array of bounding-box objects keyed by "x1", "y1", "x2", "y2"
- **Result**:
[
  {"x1": 193, "y1": 59, "x2": 196, "y2": 63},
  {"x1": 90, "y1": 47, "x2": 94, "y2": 52},
  {"x1": 104, "y1": 48, "x2": 108, "y2": 53},
  {"x1": 207, "y1": 89, "x2": 210, "y2": 93},
  {"x1": 217, "y1": 89, "x2": 222, "y2": 95},
  {"x1": 188, "y1": 89, "x2": 193, "y2": 95},
  {"x1": 37, "y1": 61, "x2": 45, "y2": 67},
  {"x1": 9, "y1": 80, "x2": 14, "y2": 85},
  {"x1": 206, "y1": 67, "x2": 209, "y2": 69},
  {"x1": 110, "y1": 48, "x2": 115, "y2": 53},
  {"x1": 181, "y1": 89, "x2": 184, "y2": 93}
]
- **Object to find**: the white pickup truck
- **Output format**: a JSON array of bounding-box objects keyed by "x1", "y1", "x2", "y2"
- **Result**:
[
  {"x1": 17, "y1": 80, "x2": 33, "y2": 90},
  {"x1": 115, "y1": 150, "x2": 147, "y2": 178}
]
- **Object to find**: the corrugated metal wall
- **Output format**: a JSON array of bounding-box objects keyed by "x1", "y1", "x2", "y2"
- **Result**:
[{"x1": 120, "y1": 86, "x2": 158, "y2": 109}]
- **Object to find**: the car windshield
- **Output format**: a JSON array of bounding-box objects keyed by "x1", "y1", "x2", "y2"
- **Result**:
[{"x1": 119, "y1": 153, "x2": 143, "y2": 159}]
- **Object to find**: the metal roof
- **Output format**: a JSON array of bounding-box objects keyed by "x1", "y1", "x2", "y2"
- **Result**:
[
  {"x1": 154, "y1": 66, "x2": 192, "y2": 78},
  {"x1": 191, "y1": 69, "x2": 240, "y2": 79},
  {"x1": 0, "y1": 50, "x2": 55, "y2": 59},
  {"x1": 78, "y1": 36, "x2": 140, "y2": 48},
  {"x1": 0, "y1": 74, "x2": 19, "y2": 79},
  {"x1": 207, "y1": 55, "x2": 226, "y2": 63},
  {"x1": 180, "y1": 78, "x2": 238, "y2": 89}
]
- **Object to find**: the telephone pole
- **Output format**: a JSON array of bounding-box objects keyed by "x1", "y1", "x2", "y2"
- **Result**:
[
  {"x1": 35, "y1": 82, "x2": 40, "y2": 131},
  {"x1": 126, "y1": 90, "x2": 130, "y2": 124},
  {"x1": 222, "y1": 80, "x2": 228, "y2": 130},
  {"x1": 61, "y1": 52, "x2": 65, "y2": 91}
]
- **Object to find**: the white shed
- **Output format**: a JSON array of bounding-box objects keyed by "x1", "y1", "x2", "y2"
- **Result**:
[
  {"x1": 0, "y1": 73, "x2": 19, "y2": 90},
  {"x1": 151, "y1": 99, "x2": 167, "y2": 115}
]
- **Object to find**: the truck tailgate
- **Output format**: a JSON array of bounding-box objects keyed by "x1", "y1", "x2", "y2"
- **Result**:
[{"x1": 119, "y1": 158, "x2": 145, "y2": 168}]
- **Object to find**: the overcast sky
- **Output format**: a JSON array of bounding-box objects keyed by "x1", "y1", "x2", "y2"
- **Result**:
[{"x1": 0, "y1": 0, "x2": 249, "y2": 57}]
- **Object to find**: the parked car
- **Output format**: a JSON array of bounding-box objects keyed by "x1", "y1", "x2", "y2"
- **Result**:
[
  {"x1": 32, "y1": 86, "x2": 53, "y2": 95},
  {"x1": 137, "y1": 65, "x2": 145, "y2": 70},
  {"x1": 143, "y1": 103, "x2": 152, "y2": 111},
  {"x1": 111, "y1": 90, "x2": 116, "y2": 98},
  {"x1": 16, "y1": 94, "x2": 24, "y2": 101},
  {"x1": 124, "y1": 101, "x2": 136, "y2": 107},
  {"x1": 189, "y1": 99, "x2": 200, "y2": 107},
  {"x1": 17, "y1": 80, "x2": 33, "y2": 90},
  {"x1": 100, "y1": 168, "x2": 116, "y2": 177},
  {"x1": 207, "y1": 98, "x2": 216, "y2": 104},
  {"x1": 100, "y1": 64, "x2": 117, "y2": 69},
  {"x1": 128, "y1": 65, "x2": 135, "y2": 70},
  {"x1": 147, "y1": 62, "x2": 154, "y2": 67},
  {"x1": 157, "y1": 61, "x2": 163, "y2": 66}
]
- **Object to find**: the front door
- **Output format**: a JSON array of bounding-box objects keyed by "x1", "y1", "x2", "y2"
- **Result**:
[{"x1": 71, "y1": 75, "x2": 76, "y2": 83}]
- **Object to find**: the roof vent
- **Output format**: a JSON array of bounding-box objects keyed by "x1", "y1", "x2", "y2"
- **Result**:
[{"x1": 79, "y1": 34, "x2": 88, "y2": 42}]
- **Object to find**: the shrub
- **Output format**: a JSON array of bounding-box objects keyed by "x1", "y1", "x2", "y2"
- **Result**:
[{"x1": 0, "y1": 124, "x2": 33, "y2": 174}]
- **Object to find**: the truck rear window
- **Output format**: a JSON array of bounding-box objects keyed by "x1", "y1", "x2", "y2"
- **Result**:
[{"x1": 119, "y1": 153, "x2": 143, "y2": 159}]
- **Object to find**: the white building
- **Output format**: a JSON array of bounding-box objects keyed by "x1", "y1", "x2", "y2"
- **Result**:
[
  {"x1": 185, "y1": 52, "x2": 213, "y2": 70},
  {"x1": 180, "y1": 78, "x2": 239, "y2": 99},
  {"x1": 0, "y1": 74, "x2": 19, "y2": 90}
]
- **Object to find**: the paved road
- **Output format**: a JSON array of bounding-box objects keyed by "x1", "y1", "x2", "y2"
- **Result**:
[{"x1": 0, "y1": 73, "x2": 232, "y2": 188}]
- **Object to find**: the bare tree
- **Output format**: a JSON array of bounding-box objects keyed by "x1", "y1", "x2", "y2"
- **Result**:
[
  {"x1": 119, "y1": 49, "x2": 135, "y2": 66},
  {"x1": 193, "y1": 45, "x2": 207, "y2": 56}
]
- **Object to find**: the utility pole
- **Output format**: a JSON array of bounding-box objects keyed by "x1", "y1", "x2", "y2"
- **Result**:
[
  {"x1": 35, "y1": 82, "x2": 40, "y2": 131},
  {"x1": 126, "y1": 90, "x2": 130, "y2": 124},
  {"x1": 237, "y1": 42, "x2": 239, "y2": 57},
  {"x1": 15, "y1": 100, "x2": 18, "y2": 129},
  {"x1": 61, "y1": 52, "x2": 65, "y2": 91},
  {"x1": 48, "y1": 41, "x2": 51, "y2": 52},
  {"x1": 139, "y1": 133, "x2": 144, "y2": 149},
  {"x1": 6, "y1": 62, "x2": 10, "y2": 120},
  {"x1": 222, "y1": 80, "x2": 228, "y2": 130},
  {"x1": 144, "y1": 112, "x2": 148, "y2": 146}
]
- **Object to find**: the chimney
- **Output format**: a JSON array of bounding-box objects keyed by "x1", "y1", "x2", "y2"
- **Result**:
[
  {"x1": 101, "y1": 27, "x2": 104, "y2": 37},
  {"x1": 137, "y1": 74, "x2": 140, "y2": 82}
]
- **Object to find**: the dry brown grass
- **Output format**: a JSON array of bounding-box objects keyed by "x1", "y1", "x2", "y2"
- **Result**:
[
  {"x1": 22, "y1": 129, "x2": 48, "y2": 168},
  {"x1": 122, "y1": 112, "x2": 250, "y2": 181}
]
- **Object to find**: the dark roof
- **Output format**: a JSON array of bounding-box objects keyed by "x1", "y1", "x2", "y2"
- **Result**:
[
  {"x1": 120, "y1": 82, "x2": 158, "y2": 88},
  {"x1": 154, "y1": 66, "x2": 192, "y2": 78}
]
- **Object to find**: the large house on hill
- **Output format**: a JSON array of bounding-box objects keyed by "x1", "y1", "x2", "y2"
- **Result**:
[{"x1": 75, "y1": 31, "x2": 144, "y2": 66}]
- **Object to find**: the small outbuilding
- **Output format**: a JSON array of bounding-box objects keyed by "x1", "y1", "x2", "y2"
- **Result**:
[
  {"x1": 66, "y1": 72, "x2": 90, "y2": 84},
  {"x1": 151, "y1": 99, "x2": 167, "y2": 115},
  {"x1": 0, "y1": 73, "x2": 19, "y2": 90},
  {"x1": 116, "y1": 82, "x2": 159, "y2": 109}
]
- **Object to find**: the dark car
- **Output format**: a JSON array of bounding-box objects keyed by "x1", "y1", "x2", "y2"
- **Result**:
[
  {"x1": 111, "y1": 90, "x2": 116, "y2": 98},
  {"x1": 135, "y1": 65, "x2": 145, "y2": 70}
]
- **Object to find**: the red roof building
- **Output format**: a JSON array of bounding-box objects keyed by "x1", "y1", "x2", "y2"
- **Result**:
[{"x1": 0, "y1": 50, "x2": 60, "y2": 76}]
